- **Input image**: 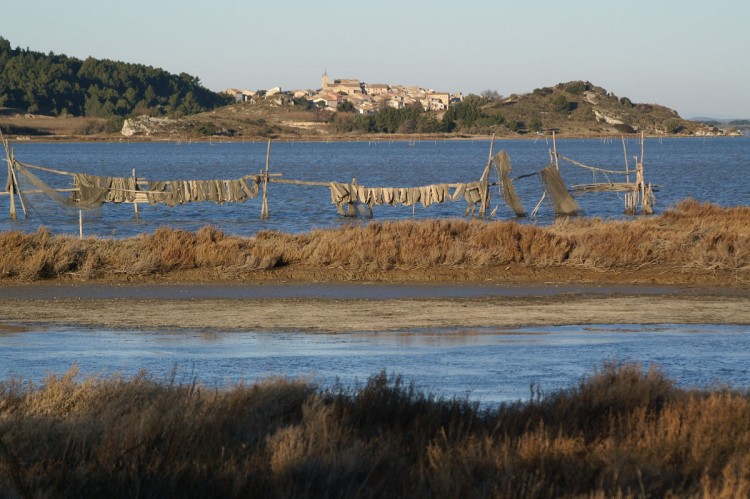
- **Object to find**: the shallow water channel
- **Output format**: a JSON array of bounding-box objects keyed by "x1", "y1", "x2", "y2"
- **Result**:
[{"x1": 2, "y1": 324, "x2": 748, "y2": 403}]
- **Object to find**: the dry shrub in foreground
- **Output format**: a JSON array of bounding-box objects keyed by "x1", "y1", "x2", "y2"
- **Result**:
[
  {"x1": 0, "y1": 199, "x2": 748, "y2": 280},
  {"x1": 0, "y1": 362, "x2": 749, "y2": 497}
]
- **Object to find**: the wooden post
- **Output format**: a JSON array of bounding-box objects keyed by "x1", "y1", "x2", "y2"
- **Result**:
[
  {"x1": 480, "y1": 134, "x2": 496, "y2": 182},
  {"x1": 9, "y1": 150, "x2": 28, "y2": 219},
  {"x1": 5, "y1": 143, "x2": 15, "y2": 220},
  {"x1": 637, "y1": 159, "x2": 646, "y2": 214},
  {"x1": 79, "y1": 209, "x2": 83, "y2": 239},
  {"x1": 552, "y1": 131, "x2": 560, "y2": 171},
  {"x1": 260, "y1": 139, "x2": 271, "y2": 220},
  {"x1": 479, "y1": 134, "x2": 495, "y2": 217},
  {"x1": 2, "y1": 130, "x2": 16, "y2": 220},
  {"x1": 640, "y1": 130, "x2": 645, "y2": 165},
  {"x1": 132, "y1": 168, "x2": 139, "y2": 219},
  {"x1": 621, "y1": 134, "x2": 630, "y2": 184}
]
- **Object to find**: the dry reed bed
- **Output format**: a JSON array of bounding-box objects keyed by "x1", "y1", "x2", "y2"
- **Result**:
[
  {"x1": 0, "y1": 199, "x2": 748, "y2": 281},
  {"x1": 0, "y1": 363, "x2": 748, "y2": 497}
]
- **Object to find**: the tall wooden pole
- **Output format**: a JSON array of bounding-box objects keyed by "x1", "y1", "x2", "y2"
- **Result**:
[
  {"x1": 640, "y1": 130, "x2": 645, "y2": 167},
  {"x1": 621, "y1": 134, "x2": 630, "y2": 184},
  {"x1": 552, "y1": 131, "x2": 560, "y2": 171},
  {"x1": 261, "y1": 139, "x2": 271, "y2": 220},
  {"x1": 9, "y1": 149, "x2": 27, "y2": 219},
  {"x1": 480, "y1": 133, "x2": 496, "y2": 182},
  {"x1": 4, "y1": 134, "x2": 15, "y2": 220},
  {"x1": 478, "y1": 134, "x2": 495, "y2": 217},
  {"x1": 132, "y1": 168, "x2": 139, "y2": 219}
]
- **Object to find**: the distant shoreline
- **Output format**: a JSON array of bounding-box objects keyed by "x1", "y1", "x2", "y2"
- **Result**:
[{"x1": 2, "y1": 131, "x2": 743, "y2": 144}]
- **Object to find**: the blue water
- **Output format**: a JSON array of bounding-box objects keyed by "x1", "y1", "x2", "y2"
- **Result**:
[
  {"x1": 2, "y1": 139, "x2": 749, "y2": 403},
  {"x1": 1, "y1": 324, "x2": 748, "y2": 403},
  {"x1": 1, "y1": 137, "x2": 749, "y2": 237}
]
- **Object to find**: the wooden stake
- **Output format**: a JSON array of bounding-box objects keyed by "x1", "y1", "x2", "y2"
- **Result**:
[
  {"x1": 480, "y1": 134, "x2": 496, "y2": 182},
  {"x1": 261, "y1": 139, "x2": 271, "y2": 220},
  {"x1": 530, "y1": 191, "x2": 547, "y2": 218},
  {"x1": 621, "y1": 134, "x2": 630, "y2": 183},
  {"x1": 479, "y1": 134, "x2": 495, "y2": 217},
  {"x1": 8, "y1": 176, "x2": 15, "y2": 220},
  {"x1": 79, "y1": 209, "x2": 83, "y2": 239},
  {"x1": 4, "y1": 135, "x2": 15, "y2": 220},
  {"x1": 640, "y1": 130, "x2": 645, "y2": 165},
  {"x1": 9, "y1": 150, "x2": 28, "y2": 219},
  {"x1": 132, "y1": 168, "x2": 139, "y2": 219},
  {"x1": 552, "y1": 131, "x2": 560, "y2": 171}
]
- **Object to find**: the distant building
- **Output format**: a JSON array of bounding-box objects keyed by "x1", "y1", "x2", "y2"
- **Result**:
[
  {"x1": 424, "y1": 92, "x2": 451, "y2": 111},
  {"x1": 356, "y1": 101, "x2": 377, "y2": 115},
  {"x1": 365, "y1": 83, "x2": 390, "y2": 95},
  {"x1": 321, "y1": 73, "x2": 364, "y2": 95},
  {"x1": 317, "y1": 73, "x2": 457, "y2": 111},
  {"x1": 225, "y1": 88, "x2": 255, "y2": 103},
  {"x1": 225, "y1": 88, "x2": 243, "y2": 102}
]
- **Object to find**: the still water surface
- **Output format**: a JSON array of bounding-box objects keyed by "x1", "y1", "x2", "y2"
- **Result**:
[
  {"x1": 2, "y1": 324, "x2": 748, "y2": 403},
  {"x1": 1, "y1": 137, "x2": 748, "y2": 237}
]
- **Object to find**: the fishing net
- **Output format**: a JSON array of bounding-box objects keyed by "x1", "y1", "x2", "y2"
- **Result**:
[
  {"x1": 493, "y1": 151, "x2": 525, "y2": 217},
  {"x1": 73, "y1": 173, "x2": 112, "y2": 207},
  {"x1": 539, "y1": 165, "x2": 580, "y2": 216},
  {"x1": 14, "y1": 163, "x2": 78, "y2": 208}
]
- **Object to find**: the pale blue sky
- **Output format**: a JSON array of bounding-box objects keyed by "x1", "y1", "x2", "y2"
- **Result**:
[{"x1": 3, "y1": 0, "x2": 749, "y2": 118}]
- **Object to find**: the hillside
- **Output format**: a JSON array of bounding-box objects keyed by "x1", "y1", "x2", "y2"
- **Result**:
[
  {"x1": 115, "y1": 81, "x2": 730, "y2": 140},
  {"x1": 0, "y1": 36, "x2": 230, "y2": 119},
  {"x1": 478, "y1": 81, "x2": 726, "y2": 137},
  {"x1": 0, "y1": 34, "x2": 734, "y2": 140}
]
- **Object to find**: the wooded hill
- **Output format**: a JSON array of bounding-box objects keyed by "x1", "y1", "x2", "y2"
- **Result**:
[
  {"x1": 158, "y1": 81, "x2": 726, "y2": 140},
  {"x1": 0, "y1": 37, "x2": 231, "y2": 118},
  {"x1": 330, "y1": 81, "x2": 721, "y2": 137},
  {"x1": 0, "y1": 34, "x2": 729, "y2": 139}
]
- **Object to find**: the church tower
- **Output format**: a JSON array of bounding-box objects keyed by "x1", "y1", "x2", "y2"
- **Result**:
[{"x1": 322, "y1": 71, "x2": 329, "y2": 89}]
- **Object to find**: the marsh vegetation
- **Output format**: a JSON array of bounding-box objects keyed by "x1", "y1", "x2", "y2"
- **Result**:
[
  {"x1": 0, "y1": 362, "x2": 748, "y2": 497},
  {"x1": 0, "y1": 199, "x2": 747, "y2": 284}
]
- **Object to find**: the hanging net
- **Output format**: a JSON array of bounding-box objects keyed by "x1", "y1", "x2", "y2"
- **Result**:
[
  {"x1": 493, "y1": 151, "x2": 525, "y2": 217},
  {"x1": 540, "y1": 165, "x2": 580, "y2": 216}
]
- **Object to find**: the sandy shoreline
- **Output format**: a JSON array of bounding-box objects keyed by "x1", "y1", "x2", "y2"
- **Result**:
[{"x1": 1, "y1": 283, "x2": 748, "y2": 332}]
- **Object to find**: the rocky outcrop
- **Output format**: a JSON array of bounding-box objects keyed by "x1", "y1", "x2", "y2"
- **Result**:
[
  {"x1": 121, "y1": 116, "x2": 183, "y2": 137},
  {"x1": 593, "y1": 109, "x2": 625, "y2": 126},
  {"x1": 694, "y1": 126, "x2": 728, "y2": 137}
]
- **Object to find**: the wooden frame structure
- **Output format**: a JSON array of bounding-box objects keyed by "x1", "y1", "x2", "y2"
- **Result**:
[
  {"x1": 553, "y1": 131, "x2": 656, "y2": 215},
  {"x1": 2, "y1": 131, "x2": 656, "y2": 232}
]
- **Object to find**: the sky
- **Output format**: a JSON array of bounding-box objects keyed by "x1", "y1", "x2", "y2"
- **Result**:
[{"x1": 3, "y1": 0, "x2": 749, "y2": 118}]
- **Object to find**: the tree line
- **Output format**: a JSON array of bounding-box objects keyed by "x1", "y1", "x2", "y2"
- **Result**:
[
  {"x1": 333, "y1": 95, "x2": 508, "y2": 134},
  {"x1": 0, "y1": 37, "x2": 231, "y2": 118}
]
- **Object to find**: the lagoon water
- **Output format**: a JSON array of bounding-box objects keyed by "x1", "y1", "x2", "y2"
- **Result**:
[
  {"x1": 1, "y1": 136, "x2": 748, "y2": 237},
  {"x1": 1, "y1": 138, "x2": 749, "y2": 402},
  {"x1": 1, "y1": 324, "x2": 749, "y2": 403}
]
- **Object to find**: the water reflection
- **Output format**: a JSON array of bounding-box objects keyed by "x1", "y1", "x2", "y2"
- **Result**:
[{"x1": 1, "y1": 324, "x2": 748, "y2": 403}]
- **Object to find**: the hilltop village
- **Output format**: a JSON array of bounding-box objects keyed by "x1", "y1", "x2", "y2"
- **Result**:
[{"x1": 225, "y1": 73, "x2": 464, "y2": 114}]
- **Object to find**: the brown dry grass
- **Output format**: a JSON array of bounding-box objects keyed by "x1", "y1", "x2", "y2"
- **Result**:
[
  {"x1": 1, "y1": 362, "x2": 748, "y2": 497},
  {"x1": 0, "y1": 115, "x2": 108, "y2": 137},
  {"x1": 0, "y1": 199, "x2": 748, "y2": 282}
]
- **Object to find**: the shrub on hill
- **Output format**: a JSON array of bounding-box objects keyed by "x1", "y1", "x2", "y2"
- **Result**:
[{"x1": 0, "y1": 36, "x2": 231, "y2": 118}]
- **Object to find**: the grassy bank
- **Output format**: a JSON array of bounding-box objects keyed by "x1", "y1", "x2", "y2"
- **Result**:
[
  {"x1": 1, "y1": 199, "x2": 748, "y2": 284},
  {"x1": 0, "y1": 363, "x2": 748, "y2": 497}
]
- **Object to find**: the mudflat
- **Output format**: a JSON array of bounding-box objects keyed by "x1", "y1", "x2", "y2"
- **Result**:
[
  {"x1": 1, "y1": 199, "x2": 748, "y2": 332},
  {"x1": 1, "y1": 282, "x2": 748, "y2": 332}
]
